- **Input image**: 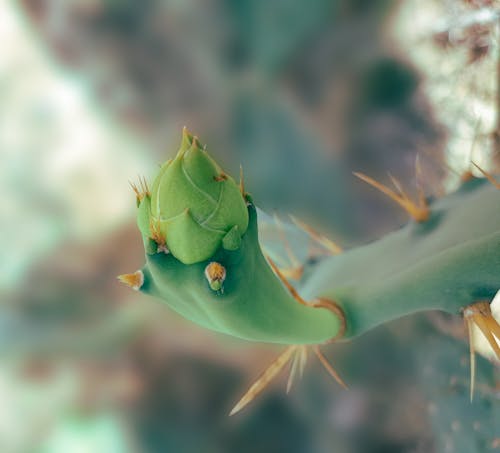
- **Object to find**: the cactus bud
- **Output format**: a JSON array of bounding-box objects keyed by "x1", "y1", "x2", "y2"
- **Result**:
[{"x1": 145, "y1": 128, "x2": 249, "y2": 264}]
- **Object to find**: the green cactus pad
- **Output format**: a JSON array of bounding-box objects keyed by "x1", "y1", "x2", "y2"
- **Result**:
[
  {"x1": 300, "y1": 178, "x2": 500, "y2": 338},
  {"x1": 140, "y1": 202, "x2": 341, "y2": 344},
  {"x1": 130, "y1": 130, "x2": 500, "y2": 346}
]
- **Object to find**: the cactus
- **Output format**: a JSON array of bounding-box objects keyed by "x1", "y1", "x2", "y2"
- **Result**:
[
  {"x1": 120, "y1": 128, "x2": 500, "y2": 413},
  {"x1": 416, "y1": 329, "x2": 500, "y2": 453},
  {"x1": 138, "y1": 128, "x2": 249, "y2": 264}
]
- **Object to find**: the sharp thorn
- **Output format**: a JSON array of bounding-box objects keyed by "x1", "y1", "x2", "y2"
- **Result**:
[
  {"x1": 354, "y1": 171, "x2": 429, "y2": 222},
  {"x1": 117, "y1": 270, "x2": 144, "y2": 291},
  {"x1": 465, "y1": 316, "x2": 476, "y2": 402},
  {"x1": 471, "y1": 162, "x2": 500, "y2": 189},
  {"x1": 267, "y1": 256, "x2": 308, "y2": 306},
  {"x1": 229, "y1": 346, "x2": 296, "y2": 416},
  {"x1": 313, "y1": 345, "x2": 348, "y2": 390},
  {"x1": 239, "y1": 165, "x2": 245, "y2": 197},
  {"x1": 289, "y1": 215, "x2": 342, "y2": 255}
]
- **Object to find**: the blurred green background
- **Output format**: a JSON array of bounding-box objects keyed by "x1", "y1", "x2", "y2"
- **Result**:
[{"x1": 2, "y1": 0, "x2": 499, "y2": 452}]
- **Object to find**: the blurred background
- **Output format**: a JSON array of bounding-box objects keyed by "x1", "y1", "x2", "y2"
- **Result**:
[{"x1": 1, "y1": 0, "x2": 499, "y2": 451}]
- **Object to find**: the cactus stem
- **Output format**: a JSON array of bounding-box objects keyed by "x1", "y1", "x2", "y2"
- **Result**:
[
  {"x1": 471, "y1": 162, "x2": 500, "y2": 189},
  {"x1": 463, "y1": 301, "x2": 500, "y2": 401},
  {"x1": 268, "y1": 257, "x2": 346, "y2": 342},
  {"x1": 311, "y1": 298, "x2": 346, "y2": 342},
  {"x1": 313, "y1": 345, "x2": 348, "y2": 390},
  {"x1": 354, "y1": 171, "x2": 430, "y2": 222},
  {"x1": 117, "y1": 270, "x2": 144, "y2": 291},
  {"x1": 289, "y1": 215, "x2": 343, "y2": 255}
]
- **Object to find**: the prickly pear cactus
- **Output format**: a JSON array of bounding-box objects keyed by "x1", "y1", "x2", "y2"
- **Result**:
[{"x1": 120, "y1": 128, "x2": 500, "y2": 414}]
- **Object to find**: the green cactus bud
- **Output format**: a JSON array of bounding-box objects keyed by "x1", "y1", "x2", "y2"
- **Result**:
[{"x1": 147, "y1": 128, "x2": 249, "y2": 264}]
